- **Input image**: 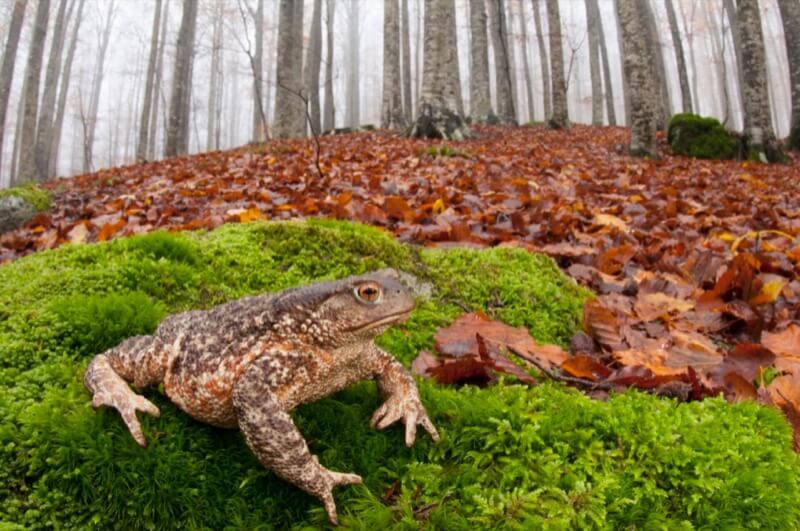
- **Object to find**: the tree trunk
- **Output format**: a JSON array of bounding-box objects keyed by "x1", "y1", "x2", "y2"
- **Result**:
[
  {"x1": 207, "y1": 0, "x2": 221, "y2": 151},
  {"x1": 382, "y1": 0, "x2": 405, "y2": 128},
  {"x1": 346, "y1": 0, "x2": 360, "y2": 127},
  {"x1": 323, "y1": 0, "x2": 335, "y2": 132},
  {"x1": 616, "y1": 0, "x2": 658, "y2": 157},
  {"x1": 778, "y1": 0, "x2": 800, "y2": 150},
  {"x1": 409, "y1": 0, "x2": 469, "y2": 139},
  {"x1": 0, "y1": 0, "x2": 26, "y2": 180},
  {"x1": 546, "y1": 0, "x2": 567, "y2": 128},
  {"x1": 640, "y1": 0, "x2": 670, "y2": 129},
  {"x1": 517, "y1": 1, "x2": 535, "y2": 123},
  {"x1": 723, "y1": 0, "x2": 745, "y2": 125},
  {"x1": 737, "y1": 0, "x2": 782, "y2": 161},
  {"x1": 17, "y1": 0, "x2": 50, "y2": 184},
  {"x1": 165, "y1": 0, "x2": 198, "y2": 156},
  {"x1": 532, "y1": 0, "x2": 551, "y2": 121},
  {"x1": 584, "y1": 0, "x2": 602, "y2": 125},
  {"x1": 505, "y1": 2, "x2": 519, "y2": 121},
  {"x1": 50, "y1": 0, "x2": 85, "y2": 178},
  {"x1": 149, "y1": 0, "x2": 169, "y2": 160},
  {"x1": 468, "y1": 0, "x2": 492, "y2": 121},
  {"x1": 137, "y1": 0, "x2": 162, "y2": 160},
  {"x1": 83, "y1": 0, "x2": 115, "y2": 173},
  {"x1": 251, "y1": 0, "x2": 266, "y2": 142},
  {"x1": 273, "y1": 0, "x2": 305, "y2": 138},
  {"x1": 664, "y1": 0, "x2": 691, "y2": 114},
  {"x1": 401, "y1": 0, "x2": 413, "y2": 123},
  {"x1": 705, "y1": 5, "x2": 734, "y2": 126},
  {"x1": 594, "y1": 0, "x2": 616, "y2": 125},
  {"x1": 488, "y1": 0, "x2": 514, "y2": 123},
  {"x1": 304, "y1": 0, "x2": 323, "y2": 135}
]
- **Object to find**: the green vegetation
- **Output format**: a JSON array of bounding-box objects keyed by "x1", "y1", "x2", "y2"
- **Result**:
[
  {"x1": 0, "y1": 183, "x2": 51, "y2": 211},
  {"x1": 668, "y1": 113, "x2": 738, "y2": 160},
  {"x1": 419, "y1": 144, "x2": 472, "y2": 159},
  {"x1": 1, "y1": 220, "x2": 798, "y2": 529}
]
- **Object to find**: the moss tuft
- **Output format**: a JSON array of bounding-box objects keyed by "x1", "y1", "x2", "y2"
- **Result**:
[
  {"x1": 0, "y1": 220, "x2": 797, "y2": 529},
  {"x1": 668, "y1": 113, "x2": 737, "y2": 160},
  {"x1": 0, "y1": 184, "x2": 51, "y2": 211}
]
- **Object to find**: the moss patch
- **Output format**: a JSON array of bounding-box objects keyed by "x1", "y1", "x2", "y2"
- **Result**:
[
  {"x1": 0, "y1": 183, "x2": 51, "y2": 212},
  {"x1": 1, "y1": 221, "x2": 798, "y2": 529},
  {"x1": 668, "y1": 113, "x2": 737, "y2": 160}
]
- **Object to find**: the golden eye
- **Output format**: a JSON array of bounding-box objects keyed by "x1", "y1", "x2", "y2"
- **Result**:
[{"x1": 355, "y1": 283, "x2": 382, "y2": 304}]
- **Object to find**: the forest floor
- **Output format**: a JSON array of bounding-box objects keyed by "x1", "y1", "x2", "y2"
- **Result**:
[{"x1": 4, "y1": 123, "x2": 800, "y2": 418}]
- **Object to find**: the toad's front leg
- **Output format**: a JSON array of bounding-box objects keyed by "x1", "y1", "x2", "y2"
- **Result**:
[
  {"x1": 366, "y1": 345, "x2": 439, "y2": 447},
  {"x1": 233, "y1": 357, "x2": 361, "y2": 525}
]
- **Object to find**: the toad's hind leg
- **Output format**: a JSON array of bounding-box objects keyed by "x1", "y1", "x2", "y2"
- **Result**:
[
  {"x1": 84, "y1": 335, "x2": 168, "y2": 447},
  {"x1": 233, "y1": 357, "x2": 362, "y2": 525}
]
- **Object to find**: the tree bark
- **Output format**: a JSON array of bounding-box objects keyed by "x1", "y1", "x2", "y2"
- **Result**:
[
  {"x1": 584, "y1": 0, "x2": 602, "y2": 125},
  {"x1": 616, "y1": 0, "x2": 658, "y2": 157},
  {"x1": 345, "y1": 0, "x2": 360, "y2": 127},
  {"x1": 305, "y1": 0, "x2": 323, "y2": 135},
  {"x1": 532, "y1": 0, "x2": 551, "y2": 121},
  {"x1": 410, "y1": 0, "x2": 469, "y2": 139},
  {"x1": 778, "y1": 0, "x2": 800, "y2": 149},
  {"x1": 737, "y1": 0, "x2": 782, "y2": 161},
  {"x1": 83, "y1": 0, "x2": 115, "y2": 173},
  {"x1": 251, "y1": 0, "x2": 266, "y2": 142},
  {"x1": 468, "y1": 0, "x2": 492, "y2": 121},
  {"x1": 723, "y1": 0, "x2": 745, "y2": 125},
  {"x1": 273, "y1": 0, "x2": 305, "y2": 138},
  {"x1": 545, "y1": 0, "x2": 567, "y2": 128},
  {"x1": 401, "y1": 0, "x2": 413, "y2": 123},
  {"x1": 488, "y1": 0, "x2": 514, "y2": 123},
  {"x1": 50, "y1": 0, "x2": 85, "y2": 177},
  {"x1": 517, "y1": 0, "x2": 535, "y2": 123},
  {"x1": 594, "y1": 0, "x2": 616, "y2": 125},
  {"x1": 137, "y1": 0, "x2": 162, "y2": 160},
  {"x1": 17, "y1": 0, "x2": 50, "y2": 184},
  {"x1": 382, "y1": 0, "x2": 405, "y2": 128},
  {"x1": 323, "y1": 0, "x2": 335, "y2": 132},
  {"x1": 0, "y1": 0, "x2": 26, "y2": 180},
  {"x1": 640, "y1": 0, "x2": 670, "y2": 129},
  {"x1": 165, "y1": 0, "x2": 198, "y2": 156},
  {"x1": 207, "y1": 0, "x2": 222, "y2": 151},
  {"x1": 149, "y1": 0, "x2": 169, "y2": 159},
  {"x1": 664, "y1": 0, "x2": 692, "y2": 114}
]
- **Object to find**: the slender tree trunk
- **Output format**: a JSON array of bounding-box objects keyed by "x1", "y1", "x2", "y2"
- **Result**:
[
  {"x1": 594, "y1": 0, "x2": 616, "y2": 125},
  {"x1": 737, "y1": 0, "x2": 782, "y2": 161},
  {"x1": 641, "y1": 0, "x2": 670, "y2": 128},
  {"x1": 149, "y1": 0, "x2": 169, "y2": 160},
  {"x1": 382, "y1": 0, "x2": 405, "y2": 128},
  {"x1": 532, "y1": 0, "x2": 551, "y2": 121},
  {"x1": 546, "y1": 0, "x2": 567, "y2": 128},
  {"x1": 664, "y1": 0, "x2": 691, "y2": 114},
  {"x1": 616, "y1": 0, "x2": 658, "y2": 157},
  {"x1": 705, "y1": 5, "x2": 734, "y2": 126},
  {"x1": 505, "y1": 2, "x2": 519, "y2": 121},
  {"x1": 207, "y1": 1, "x2": 221, "y2": 151},
  {"x1": 346, "y1": 0, "x2": 360, "y2": 127},
  {"x1": 401, "y1": 0, "x2": 413, "y2": 123},
  {"x1": 517, "y1": 1, "x2": 535, "y2": 123},
  {"x1": 165, "y1": 0, "x2": 198, "y2": 156},
  {"x1": 304, "y1": 0, "x2": 322, "y2": 135},
  {"x1": 415, "y1": 0, "x2": 423, "y2": 115},
  {"x1": 137, "y1": 0, "x2": 162, "y2": 160},
  {"x1": 0, "y1": 0, "x2": 26, "y2": 181},
  {"x1": 250, "y1": 0, "x2": 265, "y2": 142},
  {"x1": 488, "y1": 0, "x2": 514, "y2": 123},
  {"x1": 83, "y1": 0, "x2": 115, "y2": 173},
  {"x1": 10, "y1": 73, "x2": 26, "y2": 183},
  {"x1": 584, "y1": 0, "x2": 602, "y2": 125},
  {"x1": 273, "y1": 0, "x2": 305, "y2": 138},
  {"x1": 468, "y1": 0, "x2": 492, "y2": 121},
  {"x1": 723, "y1": 0, "x2": 746, "y2": 125},
  {"x1": 323, "y1": 0, "x2": 335, "y2": 132},
  {"x1": 778, "y1": 0, "x2": 800, "y2": 149},
  {"x1": 17, "y1": 0, "x2": 50, "y2": 183}
]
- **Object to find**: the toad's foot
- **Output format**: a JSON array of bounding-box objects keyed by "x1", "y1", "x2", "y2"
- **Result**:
[
  {"x1": 85, "y1": 354, "x2": 160, "y2": 447},
  {"x1": 370, "y1": 391, "x2": 439, "y2": 447},
  {"x1": 309, "y1": 459, "x2": 363, "y2": 525}
]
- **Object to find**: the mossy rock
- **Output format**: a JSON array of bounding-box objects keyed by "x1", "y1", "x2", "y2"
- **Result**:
[
  {"x1": 667, "y1": 113, "x2": 738, "y2": 160},
  {"x1": 0, "y1": 183, "x2": 51, "y2": 212},
  {"x1": 1, "y1": 221, "x2": 799, "y2": 529}
]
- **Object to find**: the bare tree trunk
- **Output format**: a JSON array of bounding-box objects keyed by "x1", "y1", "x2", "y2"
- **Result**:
[
  {"x1": 546, "y1": 0, "x2": 567, "y2": 128},
  {"x1": 616, "y1": 0, "x2": 658, "y2": 157},
  {"x1": 149, "y1": 0, "x2": 169, "y2": 160},
  {"x1": 641, "y1": 0, "x2": 670, "y2": 129},
  {"x1": 401, "y1": 0, "x2": 413, "y2": 123},
  {"x1": 663, "y1": 0, "x2": 691, "y2": 114},
  {"x1": 165, "y1": 0, "x2": 198, "y2": 156},
  {"x1": 505, "y1": 2, "x2": 519, "y2": 121},
  {"x1": 0, "y1": 0, "x2": 26, "y2": 181},
  {"x1": 382, "y1": 0, "x2": 405, "y2": 128},
  {"x1": 207, "y1": 0, "x2": 221, "y2": 151},
  {"x1": 737, "y1": 0, "x2": 781, "y2": 161},
  {"x1": 136, "y1": 0, "x2": 162, "y2": 160},
  {"x1": 705, "y1": 5, "x2": 734, "y2": 126},
  {"x1": 83, "y1": 0, "x2": 115, "y2": 173},
  {"x1": 778, "y1": 0, "x2": 800, "y2": 149},
  {"x1": 415, "y1": 0, "x2": 423, "y2": 115},
  {"x1": 468, "y1": 0, "x2": 492, "y2": 121},
  {"x1": 410, "y1": 0, "x2": 469, "y2": 139},
  {"x1": 723, "y1": 0, "x2": 745, "y2": 125},
  {"x1": 584, "y1": 0, "x2": 602, "y2": 125},
  {"x1": 323, "y1": 0, "x2": 335, "y2": 132},
  {"x1": 488, "y1": 0, "x2": 514, "y2": 123},
  {"x1": 17, "y1": 0, "x2": 50, "y2": 183},
  {"x1": 304, "y1": 0, "x2": 323, "y2": 135},
  {"x1": 532, "y1": 0, "x2": 551, "y2": 121},
  {"x1": 10, "y1": 73, "x2": 26, "y2": 183},
  {"x1": 594, "y1": 0, "x2": 616, "y2": 125},
  {"x1": 273, "y1": 0, "x2": 305, "y2": 138},
  {"x1": 515, "y1": 1, "x2": 533, "y2": 123},
  {"x1": 252, "y1": 0, "x2": 265, "y2": 141},
  {"x1": 346, "y1": 0, "x2": 360, "y2": 127}
]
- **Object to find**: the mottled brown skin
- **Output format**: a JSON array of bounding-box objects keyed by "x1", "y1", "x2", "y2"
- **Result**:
[{"x1": 84, "y1": 269, "x2": 438, "y2": 524}]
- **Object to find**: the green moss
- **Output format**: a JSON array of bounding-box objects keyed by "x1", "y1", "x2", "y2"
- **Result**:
[
  {"x1": 668, "y1": 113, "x2": 737, "y2": 160},
  {"x1": 0, "y1": 184, "x2": 50, "y2": 211},
  {"x1": 419, "y1": 144, "x2": 471, "y2": 159},
  {"x1": 0, "y1": 220, "x2": 798, "y2": 529}
]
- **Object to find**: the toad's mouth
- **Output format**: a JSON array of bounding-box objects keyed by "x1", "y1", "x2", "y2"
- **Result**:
[{"x1": 347, "y1": 309, "x2": 413, "y2": 332}]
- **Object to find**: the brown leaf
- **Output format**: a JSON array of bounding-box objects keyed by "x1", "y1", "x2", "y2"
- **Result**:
[{"x1": 561, "y1": 355, "x2": 612, "y2": 381}]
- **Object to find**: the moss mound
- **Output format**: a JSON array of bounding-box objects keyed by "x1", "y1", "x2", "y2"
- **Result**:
[
  {"x1": 0, "y1": 183, "x2": 51, "y2": 212},
  {"x1": 668, "y1": 113, "x2": 738, "y2": 160},
  {"x1": 1, "y1": 220, "x2": 798, "y2": 529}
]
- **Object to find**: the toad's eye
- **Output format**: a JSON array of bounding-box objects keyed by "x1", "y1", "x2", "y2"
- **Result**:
[{"x1": 354, "y1": 283, "x2": 382, "y2": 304}]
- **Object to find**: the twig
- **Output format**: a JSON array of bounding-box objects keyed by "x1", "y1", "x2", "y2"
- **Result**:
[
  {"x1": 506, "y1": 345, "x2": 615, "y2": 391},
  {"x1": 276, "y1": 80, "x2": 324, "y2": 181}
]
